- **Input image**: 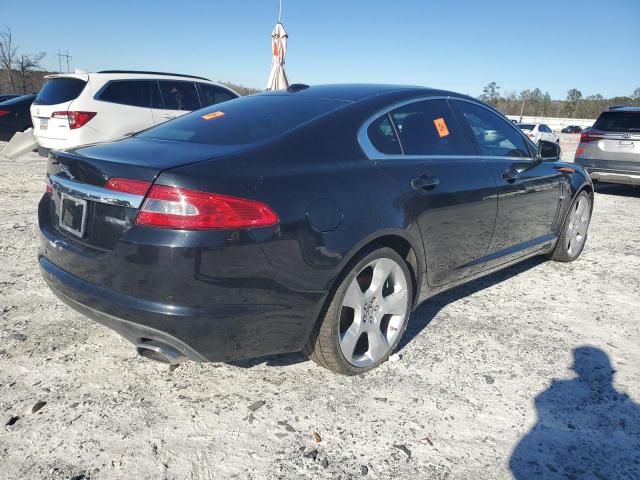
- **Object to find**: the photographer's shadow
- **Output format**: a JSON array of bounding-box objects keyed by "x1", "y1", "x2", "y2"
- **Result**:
[{"x1": 510, "y1": 346, "x2": 640, "y2": 479}]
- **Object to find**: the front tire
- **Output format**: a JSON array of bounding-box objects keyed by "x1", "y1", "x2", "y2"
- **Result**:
[
  {"x1": 549, "y1": 191, "x2": 592, "y2": 262},
  {"x1": 305, "y1": 247, "x2": 413, "y2": 375}
]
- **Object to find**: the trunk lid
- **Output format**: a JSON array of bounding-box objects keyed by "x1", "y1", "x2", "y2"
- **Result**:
[{"x1": 46, "y1": 137, "x2": 243, "y2": 250}]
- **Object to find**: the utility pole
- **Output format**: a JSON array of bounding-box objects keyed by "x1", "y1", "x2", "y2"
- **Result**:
[{"x1": 55, "y1": 50, "x2": 72, "y2": 73}]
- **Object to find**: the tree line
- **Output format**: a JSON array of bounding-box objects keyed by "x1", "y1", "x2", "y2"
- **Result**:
[{"x1": 480, "y1": 81, "x2": 640, "y2": 119}]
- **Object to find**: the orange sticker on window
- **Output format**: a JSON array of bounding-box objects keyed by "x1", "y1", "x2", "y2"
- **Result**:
[
  {"x1": 433, "y1": 117, "x2": 450, "y2": 137},
  {"x1": 202, "y1": 111, "x2": 225, "y2": 120}
]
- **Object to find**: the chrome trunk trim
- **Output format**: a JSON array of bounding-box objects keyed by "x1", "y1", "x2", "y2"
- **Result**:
[{"x1": 48, "y1": 174, "x2": 145, "y2": 208}]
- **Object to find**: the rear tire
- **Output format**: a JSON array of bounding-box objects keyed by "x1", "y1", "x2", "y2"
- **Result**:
[
  {"x1": 549, "y1": 191, "x2": 592, "y2": 262},
  {"x1": 304, "y1": 247, "x2": 413, "y2": 375}
]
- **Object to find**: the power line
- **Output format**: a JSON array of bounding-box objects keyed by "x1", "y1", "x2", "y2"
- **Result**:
[{"x1": 55, "y1": 50, "x2": 72, "y2": 73}]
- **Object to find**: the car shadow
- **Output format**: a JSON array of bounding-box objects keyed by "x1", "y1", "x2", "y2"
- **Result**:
[
  {"x1": 397, "y1": 256, "x2": 545, "y2": 352},
  {"x1": 594, "y1": 182, "x2": 640, "y2": 197},
  {"x1": 509, "y1": 346, "x2": 640, "y2": 479},
  {"x1": 230, "y1": 256, "x2": 546, "y2": 369}
]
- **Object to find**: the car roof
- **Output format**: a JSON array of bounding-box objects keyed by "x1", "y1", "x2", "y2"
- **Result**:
[
  {"x1": 259, "y1": 83, "x2": 465, "y2": 102},
  {"x1": 44, "y1": 70, "x2": 212, "y2": 83}
]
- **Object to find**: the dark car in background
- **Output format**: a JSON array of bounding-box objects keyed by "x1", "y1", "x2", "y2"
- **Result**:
[
  {"x1": 0, "y1": 94, "x2": 37, "y2": 141},
  {"x1": 39, "y1": 84, "x2": 594, "y2": 375},
  {"x1": 0, "y1": 93, "x2": 24, "y2": 102},
  {"x1": 562, "y1": 125, "x2": 583, "y2": 134},
  {"x1": 575, "y1": 106, "x2": 640, "y2": 185}
]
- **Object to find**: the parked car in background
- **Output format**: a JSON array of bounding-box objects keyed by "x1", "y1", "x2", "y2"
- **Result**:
[
  {"x1": 30, "y1": 70, "x2": 239, "y2": 156},
  {"x1": 0, "y1": 93, "x2": 23, "y2": 103},
  {"x1": 0, "y1": 94, "x2": 36, "y2": 141},
  {"x1": 39, "y1": 84, "x2": 593, "y2": 375},
  {"x1": 575, "y1": 106, "x2": 640, "y2": 185},
  {"x1": 561, "y1": 125, "x2": 583, "y2": 134},
  {"x1": 517, "y1": 123, "x2": 559, "y2": 145}
]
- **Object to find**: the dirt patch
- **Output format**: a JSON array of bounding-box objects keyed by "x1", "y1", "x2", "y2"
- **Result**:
[{"x1": 1, "y1": 144, "x2": 638, "y2": 479}]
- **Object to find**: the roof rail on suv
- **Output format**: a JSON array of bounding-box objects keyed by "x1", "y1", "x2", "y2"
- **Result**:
[{"x1": 97, "y1": 70, "x2": 211, "y2": 82}]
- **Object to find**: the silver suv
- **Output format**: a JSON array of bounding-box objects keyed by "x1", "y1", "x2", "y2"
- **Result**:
[{"x1": 575, "y1": 106, "x2": 640, "y2": 185}]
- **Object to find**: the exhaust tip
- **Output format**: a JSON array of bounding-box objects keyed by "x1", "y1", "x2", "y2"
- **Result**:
[{"x1": 136, "y1": 339, "x2": 188, "y2": 365}]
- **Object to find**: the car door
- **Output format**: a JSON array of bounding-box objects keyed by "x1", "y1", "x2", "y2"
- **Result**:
[
  {"x1": 540, "y1": 124, "x2": 553, "y2": 142},
  {"x1": 152, "y1": 80, "x2": 201, "y2": 124},
  {"x1": 363, "y1": 98, "x2": 498, "y2": 287},
  {"x1": 452, "y1": 99, "x2": 563, "y2": 262},
  {"x1": 93, "y1": 79, "x2": 157, "y2": 138}
]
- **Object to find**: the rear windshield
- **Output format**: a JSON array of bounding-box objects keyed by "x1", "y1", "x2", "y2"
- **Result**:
[
  {"x1": 34, "y1": 78, "x2": 87, "y2": 105},
  {"x1": 138, "y1": 95, "x2": 348, "y2": 145},
  {"x1": 592, "y1": 112, "x2": 640, "y2": 133},
  {"x1": 517, "y1": 124, "x2": 535, "y2": 130}
]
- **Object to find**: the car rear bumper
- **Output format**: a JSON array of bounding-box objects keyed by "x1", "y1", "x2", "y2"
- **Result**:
[
  {"x1": 38, "y1": 192, "x2": 329, "y2": 363},
  {"x1": 575, "y1": 158, "x2": 640, "y2": 186}
]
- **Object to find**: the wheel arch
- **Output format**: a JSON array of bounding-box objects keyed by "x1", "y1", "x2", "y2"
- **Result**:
[{"x1": 335, "y1": 230, "x2": 425, "y2": 310}]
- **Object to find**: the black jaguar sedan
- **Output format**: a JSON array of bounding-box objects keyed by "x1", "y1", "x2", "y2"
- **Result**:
[{"x1": 39, "y1": 84, "x2": 593, "y2": 375}]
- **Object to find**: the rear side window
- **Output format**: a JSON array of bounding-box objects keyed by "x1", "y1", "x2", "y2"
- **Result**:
[
  {"x1": 593, "y1": 112, "x2": 640, "y2": 133},
  {"x1": 97, "y1": 80, "x2": 162, "y2": 108},
  {"x1": 34, "y1": 78, "x2": 86, "y2": 105},
  {"x1": 138, "y1": 95, "x2": 347, "y2": 145},
  {"x1": 367, "y1": 115, "x2": 401, "y2": 155},
  {"x1": 389, "y1": 99, "x2": 468, "y2": 155},
  {"x1": 158, "y1": 81, "x2": 200, "y2": 111},
  {"x1": 198, "y1": 84, "x2": 238, "y2": 107},
  {"x1": 456, "y1": 101, "x2": 530, "y2": 157},
  {"x1": 518, "y1": 124, "x2": 535, "y2": 130}
]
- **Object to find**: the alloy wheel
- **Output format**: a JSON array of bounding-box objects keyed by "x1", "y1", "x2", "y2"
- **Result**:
[
  {"x1": 338, "y1": 258, "x2": 409, "y2": 367},
  {"x1": 565, "y1": 196, "x2": 591, "y2": 256}
]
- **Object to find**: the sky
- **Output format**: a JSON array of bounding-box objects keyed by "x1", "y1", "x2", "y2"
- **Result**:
[{"x1": 3, "y1": 0, "x2": 640, "y2": 99}]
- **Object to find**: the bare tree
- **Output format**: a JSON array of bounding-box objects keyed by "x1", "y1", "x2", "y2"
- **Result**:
[
  {"x1": 16, "y1": 52, "x2": 45, "y2": 93},
  {"x1": 0, "y1": 26, "x2": 18, "y2": 92}
]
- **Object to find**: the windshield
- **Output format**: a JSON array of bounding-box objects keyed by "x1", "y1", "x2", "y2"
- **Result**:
[
  {"x1": 34, "y1": 78, "x2": 87, "y2": 105},
  {"x1": 138, "y1": 95, "x2": 348, "y2": 145},
  {"x1": 592, "y1": 112, "x2": 640, "y2": 133},
  {"x1": 517, "y1": 124, "x2": 535, "y2": 130}
]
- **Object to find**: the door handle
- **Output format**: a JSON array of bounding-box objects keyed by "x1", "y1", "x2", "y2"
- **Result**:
[
  {"x1": 411, "y1": 175, "x2": 440, "y2": 190},
  {"x1": 502, "y1": 169, "x2": 519, "y2": 182},
  {"x1": 160, "y1": 113, "x2": 178, "y2": 119}
]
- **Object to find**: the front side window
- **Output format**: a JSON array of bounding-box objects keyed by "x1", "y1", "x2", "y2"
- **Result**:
[
  {"x1": 158, "y1": 81, "x2": 200, "y2": 111},
  {"x1": 456, "y1": 101, "x2": 530, "y2": 157},
  {"x1": 97, "y1": 80, "x2": 159, "y2": 108},
  {"x1": 389, "y1": 99, "x2": 468, "y2": 156},
  {"x1": 198, "y1": 84, "x2": 238, "y2": 107}
]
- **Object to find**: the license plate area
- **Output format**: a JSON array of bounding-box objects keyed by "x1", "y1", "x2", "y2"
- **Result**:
[
  {"x1": 58, "y1": 193, "x2": 87, "y2": 238},
  {"x1": 40, "y1": 118, "x2": 48, "y2": 130}
]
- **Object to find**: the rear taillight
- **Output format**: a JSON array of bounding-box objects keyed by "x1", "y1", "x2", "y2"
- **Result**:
[
  {"x1": 528, "y1": 133, "x2": 535, "y2": 138},
  {"x1": 52, "y1": 111, "x2": 97, "y2": 129},
  {"x1": 135, "y1": 185, "x2": 279, "y2": 230},
  {"x1": 105, "y1": 178, "x2": 152, "y2": 196},
  {"x1": 580, "y1": 130, "x2": 603, "y2": 143},
  {"x1": 0, "y1": 109, "x2": 10, "y2": 117}
]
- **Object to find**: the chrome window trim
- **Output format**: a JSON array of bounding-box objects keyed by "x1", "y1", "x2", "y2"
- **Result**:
[
  {"x1": 48, "y1": 174, "x2": 145, "y2": 209},
  {"x1": 358, "y1": 95, "x2": 536, "y2": 161}
]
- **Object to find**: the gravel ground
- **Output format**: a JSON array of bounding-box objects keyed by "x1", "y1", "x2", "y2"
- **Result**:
[{"x1": 1, "y1": 140, "x2": 638, "y2": 480}]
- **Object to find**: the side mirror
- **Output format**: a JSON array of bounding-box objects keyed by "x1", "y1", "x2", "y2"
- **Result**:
[{"x1": 537, "y1": 140, "x2": 561, "y2": 162}]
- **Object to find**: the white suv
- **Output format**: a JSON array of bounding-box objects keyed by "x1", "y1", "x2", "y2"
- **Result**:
[
  {"x1": 30, "y1": 70, "x2": 238, "y2": 156},
  {"x1": 516, "y1": 123, "x2": 559, "y2": 146}
]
